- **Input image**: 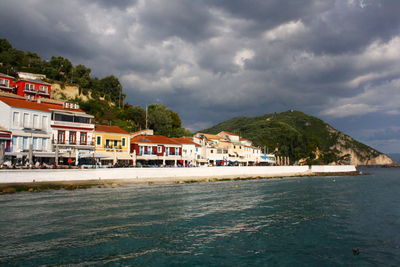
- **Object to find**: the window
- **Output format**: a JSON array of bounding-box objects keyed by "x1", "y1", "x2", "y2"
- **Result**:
[
  {"x1": 25, "y1": 83, "x2": 34, "y2": 91},
  {"x1": 54, "y1": 113, "x2": 73, "y2": 122},
  {"x1": 23, "y1": 113, "x2": 30, "y2": 128},
  {"x1": 105, "y1": 139, "x2": 110, "y2": 148},
  {"x1": 96, "y1": 136, "x2": 101, "y2": 146},
  {"x1": 148, "y1": 146, "x2": 152, "y2": 154},
  {"x1": 80, "y1": 132, "x2": 87, "y2": 145},
  {"x1": 33, "y1": 114, "x2": 39, "y2": 129},
  {"x1": 139, "y1": 146, "x2": 144, "y2": 155},
  {"x1": 58, "y1": 131, "x2": 65, "y2": 144},
  {"x1": 0, "y1": 78, "x2": 10, "y2": 87},
  {"x1": 166, "y1": 147, "x2": 170, "y2": 155},
  {"x1": 157, "y1": 146, "x2": 162, "y2": 153},
  {"x1": 13, "y1": 112, "x2": 19, "y2": 126},
  {"x1": 33, "y1": 137, "x2": 38, "y2": 150},
  {"x1": 23, "y1": 137, "x2": 29, "y2": 150},
  {"x1": 42, "y1": 138, "x2": 47, "y2": 150},
  {"x1": 39, "y1": 86, "x2": 48, "y2": 93},
  {"x1": 114, "y1": 140, "x2": 118, "y2": 147},
  {"x1": 122, "y1": 138, "x2": 126, "y2": 147},
  {"x1": 12, "y1": 136, "x2": 18, "y2": 151},
  {"x1": 74, "y1": 116, "x2": 91, "y2": 124},
  {"x1": 42, "y1": 116, "x2": 48, "y2": 129},
  {"x1": 69, "y1": 131, "x2": 76, "y2": 144},
  {"x1": 175, "y1": 148, "x2": 180, "y2": 155}
]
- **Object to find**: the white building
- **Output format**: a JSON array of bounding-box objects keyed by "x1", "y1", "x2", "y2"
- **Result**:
[
  {"x1": 171, "y1": 137, "x2": 201, "y2": 166},
  {"x1": 0, "y1": 94, "x2": 53, "y2": 164}
]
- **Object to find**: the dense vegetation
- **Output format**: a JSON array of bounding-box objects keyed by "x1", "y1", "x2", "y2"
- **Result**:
[
  {"x1": 0, "y1": 38, "x2": 191, "y2": 136},
  {"x1": 201, "y1": 110, "x2": 382, "y2": 164}
]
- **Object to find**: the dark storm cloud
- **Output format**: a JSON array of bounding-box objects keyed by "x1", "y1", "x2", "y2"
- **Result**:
[
  {"x1": 204, "y1": 0, "x2": 334, "y2": 35},
  {"x1": 1, "y1": 0, "x2": 400, "y2": 152},
  {"x1": 0, "y1": 0, "x2": 97, "y2": 60},
  {"x1": 90, "y1": 0, "x2": 137, "y2": 10},
  {"x1": 137, "y1": 0, "x2": 220, "y2": 43}
]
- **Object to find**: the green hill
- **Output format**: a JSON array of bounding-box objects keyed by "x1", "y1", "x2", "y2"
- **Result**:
[{"x1": 201, "y1": 110, "x2": 392, "y2": 165}]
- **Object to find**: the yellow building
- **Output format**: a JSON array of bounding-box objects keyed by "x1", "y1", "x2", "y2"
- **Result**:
[{"x1": 94, "y1": 125, "x2": 132, "y2": 166}]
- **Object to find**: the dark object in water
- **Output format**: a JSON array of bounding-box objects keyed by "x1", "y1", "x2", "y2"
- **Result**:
[{"x1": 352, "y1": 248, "x2": 360, "y2": 255}]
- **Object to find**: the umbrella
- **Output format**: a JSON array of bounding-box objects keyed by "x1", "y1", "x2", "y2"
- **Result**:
[
  {"x1": 0, "y1": 143, "x2": 4, "y2": 165},
  {"x1": 55, "y1": 145, "x2": 59, "y2": 166},
  {"x1": 28, "y1": 143, "x2": 33, "y2": 166}
]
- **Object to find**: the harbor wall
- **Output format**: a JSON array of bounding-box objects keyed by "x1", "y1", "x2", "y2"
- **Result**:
[{"x1": 0, "y1": 165, "x2": 357, "y2": 184}]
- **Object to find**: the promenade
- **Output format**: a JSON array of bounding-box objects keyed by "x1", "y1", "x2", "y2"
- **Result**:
[{"x1": 0, "y1": 165, "x2": 357, "y2": 185}]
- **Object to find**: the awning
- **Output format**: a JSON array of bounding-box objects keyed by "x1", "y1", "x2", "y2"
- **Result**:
[
  {"x1": 92, "y1": 151, "x2": 133, "y2": 160},
  {"x1": 33, "y1": 152, "x2": 56, "y2": 158},
  {"x1": 5, "y1": 151, "x2": 56, "y2": 158},
  {"x1": 79, "y1": 152, "x2": 109, "y2": 158}
]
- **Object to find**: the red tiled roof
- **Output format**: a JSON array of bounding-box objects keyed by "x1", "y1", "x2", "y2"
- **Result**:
[
  {"x1": 0, "y1": 95, "x2": 87, "y2": 113},
  {"x1": 0, "y1": 96, "x2": 50, "y2": 112},
  {"x1": 131, "y1": 135, "x2": 180, "y2": 145},
  {"x1": 240, "y1": 138, "x2": 250, "y2": 141},
  {"x1": 0, "y1": 73, "x2": 15, "y2": 79},
  {"x1": 220, "y1": 131, "x2": 239, "y2": 136},
  {"x1": 95, "y1": 124, "x2": 129, "y2": 134},
  {"x1": 171, "y1": 137, "x2": 201, "y2": 146}
]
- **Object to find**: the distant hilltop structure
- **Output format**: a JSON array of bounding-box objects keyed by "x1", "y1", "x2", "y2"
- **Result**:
[{"x1": 17, "y1": 72, "x2": 46, "y2": 80}]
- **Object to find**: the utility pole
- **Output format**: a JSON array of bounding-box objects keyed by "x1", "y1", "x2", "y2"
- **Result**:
[{"x1": 145, "y1": 105, "x2": 148, "y2": 129}]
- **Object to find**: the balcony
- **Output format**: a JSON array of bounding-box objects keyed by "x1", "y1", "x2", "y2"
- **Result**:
[
  {"x1": 24, "y1": 88, "x2": 37, "y2": 94},
  {"x1": 53, "y1": 139, "x2": 94, "y2": 146},
  {"x1": 139, "y1": 151, "x2": 156, "y2": 155}
]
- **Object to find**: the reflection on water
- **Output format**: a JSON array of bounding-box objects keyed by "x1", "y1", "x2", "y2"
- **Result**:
[{"x1": 1, "y1": 168, "x2": 400, "y2": 266}]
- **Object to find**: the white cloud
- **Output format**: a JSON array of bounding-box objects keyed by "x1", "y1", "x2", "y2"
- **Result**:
[{"x1": 263, "y1": 20, "x2": 306, "y2": 41}]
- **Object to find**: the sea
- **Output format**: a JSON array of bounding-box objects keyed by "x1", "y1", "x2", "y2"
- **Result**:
[{"x1": 0, "y1": 167, "x2": 399, "y2": 266}]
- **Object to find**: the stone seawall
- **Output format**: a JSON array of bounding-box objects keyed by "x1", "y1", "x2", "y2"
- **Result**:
[{"x1": 0, "y1": 165, "x2": 357, "y2": 184}]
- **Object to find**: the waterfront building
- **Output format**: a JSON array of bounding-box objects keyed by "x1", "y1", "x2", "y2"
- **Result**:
[
  {"x1": 0, "y1": 95, "x2": 53, "y2": 165},
  {"x1": 195, "y1": 131, "x2": 272, "y2": 166},
  {"x1": 194, "y1": 133, "x2": 231, "y2": 166},
  {"x1": 130, "y1": 134, "x2": 182, "y2": 166},
  {"x1": 94, "y1": 124, "x2": 132, "y2": 166},
  {"x1": 0, "y1": 73, "x2": 16, "y2": 94},
  {"x1": 48, "y1": 100, "x2": 95, "y2": 165},
  {"x1": 171, "y1": 137, "x2": 201, "y2": 166}
]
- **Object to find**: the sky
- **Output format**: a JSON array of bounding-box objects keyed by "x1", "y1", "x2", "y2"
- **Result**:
[{"x1": 0, "y1": 0, "x2": 399, "y2": 153}]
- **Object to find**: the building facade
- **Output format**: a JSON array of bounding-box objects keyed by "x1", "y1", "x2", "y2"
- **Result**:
[
  {"x1": 94, "y1": 125, "x2": 131, "y2": 166},
  {"x1": 0, "y1": 95, "x2": 53, "y2": 165},
  {"x1": 130, "y1": 134, "x2": 183, "y2": 166}
]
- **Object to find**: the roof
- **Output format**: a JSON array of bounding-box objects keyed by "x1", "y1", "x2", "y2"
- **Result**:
[
  {"x1": 0, "y1": 73, "x2": 15, "y2": 79},
  {"x1": 171, "y1": 137, "x2": 201, "y2": 146},
  {"x1": 17, "y1": 79, "x2": 51, "y2": 85},
  {"x1": 131, "y1": 135, "x2": 180, "y2": 145},
  {"x1": 240, "y1": 138, "x2": 250, "y2": 141},
  {"x1": 220, "y1": 131, "x2": 239, "y2": 136},
  {"x1": 42, "y1": 102, "x2": 86, "y2": 113},
  {"x1": 201, "y1": 133, "x2": 223, "y2": 140},
  {"x1": 0, "y1": 95, "x2": 87, "y2": 114},
  {"x1": 0, "y1": 95, "x2": 51, "y2": 112},
  {"x1": 95, "y1": 125, "x2": 129, "y2": 134}
]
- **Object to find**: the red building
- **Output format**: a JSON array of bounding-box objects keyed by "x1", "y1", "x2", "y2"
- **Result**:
[
  {"x1": 0, "y1": 73, "x2": 16, "y2": 94},
  {"x1": 0, "y1": 128, "x2": 12, "y2": 153},
  {"x1": 15, "y1": 79, "x2": 51, "y2": 99},
  {"x1": 130, "y1": 135, "x2": 182, "y2": 166}
]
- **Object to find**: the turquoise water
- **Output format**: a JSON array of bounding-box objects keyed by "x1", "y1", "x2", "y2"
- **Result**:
[{"x1": 1, "y1": 168, "x2": 400, "y2": 266}]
